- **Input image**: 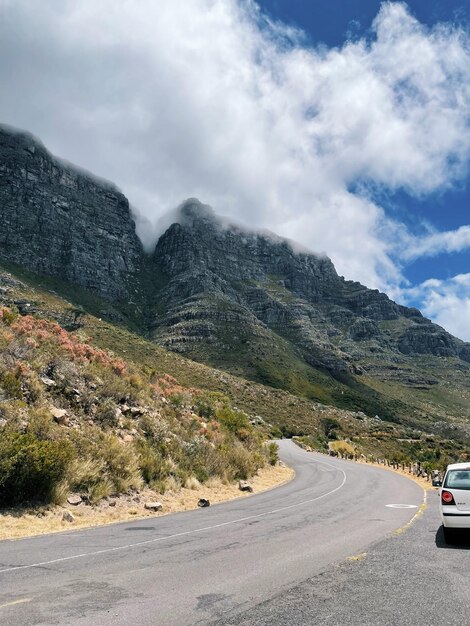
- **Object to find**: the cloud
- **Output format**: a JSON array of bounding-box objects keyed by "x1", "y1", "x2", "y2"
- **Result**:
[
  {"x1": 404, "y1": 274, "x2": 470, "y2": 341},
  {"x1": 0, "y1": 0, "x2": 469, "y2": 299},
  {"x1": 401, "y1": 225, "x2": 470, "y2": 260}
]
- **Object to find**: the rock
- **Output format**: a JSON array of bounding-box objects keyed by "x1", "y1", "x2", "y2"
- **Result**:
[
  {"x1": 238, "y1": 480, "x2": 253, "y2": 493},
  {"x1": 129, "y1": 406, "x2": 145, "y2": 416},
  {"x1": 144, "y1": 501, "x2": 163, "y2": 512},
  {"x1": 62, "y1": 510, "x2": 75, "y2": 523},
  {"x1": 50, "y1": 407, "x2": 68, "y2": 425},
  {"x1": 348, "y1": 319, "x2": 381, "y2": 341},
  {"x1": 66, "y1": 494, "x2": 82, "y2": 506},
  {"x1": 40, "y1": 376, "x2": 56, "y2": 387},
  {"x1": 197, "y1": 498, "x2": 210, "y2": 507}
]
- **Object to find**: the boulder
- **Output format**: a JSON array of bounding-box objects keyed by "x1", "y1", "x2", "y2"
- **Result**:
[
  {"x1": 144, "y1": 501, "x2": 163, "y2": 512},
  {"x1": 62, "y1": 510, "x2": 75, "y2": 523},
  {"x1": 197, "y1": 498, "x2": 210, "y2": 507},
  {"x1": 50, "y1": 407, "x2": 68, "y2": 425},
  {"x1": 66, "y1": 494, "x2": 82, "y2": 506},
  {"x1": 129, "y1": 406, "x2": 145, "y2": 416},
  {"x1": 238, "y1": 480, "x2": 253, "y2": 493},
  {"x1": 40, "y1": 376, "x2": 56, "y2": 387}
]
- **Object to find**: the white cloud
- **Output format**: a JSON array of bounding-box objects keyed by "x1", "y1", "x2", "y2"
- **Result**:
[
  {"x1": 401, "y1": 225, "x2": 470, "y2": 260},
  {"x1": 403, "y1": 273, "x2": 470, "y2": 341},
  {"x1": 0, "y1": 1, "x2": 469, "y2": 301}
]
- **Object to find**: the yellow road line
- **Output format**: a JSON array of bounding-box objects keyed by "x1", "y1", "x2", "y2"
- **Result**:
[{"x1": 0, "y1": 598, "x2": 32, "y2": 610}]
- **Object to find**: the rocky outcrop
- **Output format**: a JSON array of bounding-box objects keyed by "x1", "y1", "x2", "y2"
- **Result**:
[
  {"x1": 150, "y1": 198, "x2": 470, "y2": 373},
  {"x1": 397, "y1": 323, "x2": 466, "y2": 359},
  {"x1": 0, "y1": 124, "x2": 144, "y2": 301}
]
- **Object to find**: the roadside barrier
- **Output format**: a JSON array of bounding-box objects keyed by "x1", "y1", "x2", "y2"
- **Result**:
[{"x1": 294, "y1": 439, "x2": 442, "y2": 483}]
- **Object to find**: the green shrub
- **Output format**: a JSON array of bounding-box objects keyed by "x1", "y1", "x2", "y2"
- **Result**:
[
  {"x1": 0, "y1": 370, "x2": 23, "y2": 399},
  {"x1": 266, "y1": 442, "x2": 279, "y2": 466},
  {"x1": 134, "y1": 439, "x2": 169, "y2": 484},
  {"x1": 68, "y1": 428, "x2": 142, "y2": 500},
  {"x1": 194, "y1": 396, "x2": 216, "y2": 420},
  {"x1": 0, "y1": 308, "x2": 19, "y2": 326},
  {"x1": 217, "y1": 407, "x2": 251, "y2": 437},
  {"x1": 320, "y1": 417, "x2": 340, "y2": 439},
  {"x1": 95, "y1": 398, "x2": 120, "y2": 427},
  {"x1": 223, "y1": 443, "x2": 262, "y2": 480},
  {"x1": 0, "y1": 431, "x2": 74, "y2": 505}
]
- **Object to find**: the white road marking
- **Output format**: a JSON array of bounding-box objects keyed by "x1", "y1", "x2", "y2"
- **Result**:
[
  {"x1": 0, "y1": 598, "x2": 32, "y2": 610},
  {"x1": 386, "y1": 504, "x2": 418, "y2": 509},
  {"x1": 0, "y1": 457, "x2": 346, "y2": 575}
]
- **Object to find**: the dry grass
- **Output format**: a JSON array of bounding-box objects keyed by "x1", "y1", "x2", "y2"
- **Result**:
[
  {"x1": 328, "y1": 440, "x2": 355, "y2": 455},
  {"x1": 358, "y1": 460, "x2": 433, "y2": 491},
  {"x1": 0, "y1": 463, "x2": 294, "y2": 541}
]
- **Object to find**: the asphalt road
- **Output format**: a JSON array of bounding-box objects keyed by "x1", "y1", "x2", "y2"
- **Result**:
[
  {"x1": 217, "y1": 489, "x2": 470, "y2": 626},
  {"x1": 0, "y1": 440, "x2": 423, "y2": 625}
]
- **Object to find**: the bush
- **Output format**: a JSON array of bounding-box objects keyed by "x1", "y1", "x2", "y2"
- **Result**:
[
  {"x1": 320, "y1": 417, "x2": 340, "y2": 439},
  {"x1": 95, "y1": 399, "x2": 120, "y2": 427},
  {"x1": 193, "y1": 392, "x2": 226, "y2": 420},
  {"x1": 223, "y1": 443, "x2": 263, "y2": 480},
  {"x1": 266, "y1": 442, "x2": 279, "y2": 466},
  {"x1": 217, "y1": 407, "x2": 251, "y2": 438},
  {"x1": 0, "y1": 431, "x2": 74, "y2": 505},
  {"x1": 134, "y1": 439, "x2": 169, "y2": 484},
  {"x1": 68, "y1": 428, "x2": 142, "y2": 500},
  {"x1": 0, "y1": 307, "x2": 19, "y2": 326},
  {"x1": 0, "y1": 369, "x2": 23, "y2": 399}
]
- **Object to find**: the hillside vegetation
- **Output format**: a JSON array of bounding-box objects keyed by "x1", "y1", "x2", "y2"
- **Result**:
[
  {"x1": 0, "y1": 302, "x2": 277, "y2": 507},
  {"x1": 1, "y1": 263, "x2": 468, "y2": 506}
]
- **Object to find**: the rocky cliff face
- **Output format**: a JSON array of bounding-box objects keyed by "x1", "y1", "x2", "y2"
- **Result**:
[
  {"x1": 1, "y1": 125, "x2": 469, "y2": 419},
  {"x1": 150, "y1": 199, "x2": 469, "y2": 370},
  {"x1": 0, "y1": 125, "x2": 144, "y2": 301}
]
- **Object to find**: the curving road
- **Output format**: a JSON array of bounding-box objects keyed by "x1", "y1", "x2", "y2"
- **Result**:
[{"x1": 0, "y1": 440, "x2": 423, "y2": 625}]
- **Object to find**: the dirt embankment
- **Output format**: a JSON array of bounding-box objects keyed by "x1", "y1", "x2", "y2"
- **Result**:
[{"x1": 0, "y1": 463, "x2": 294, "y2": 541}]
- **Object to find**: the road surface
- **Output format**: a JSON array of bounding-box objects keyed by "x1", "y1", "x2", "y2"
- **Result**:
[
  {"x1": 0, "y1": 440, "x2": 423, "y2": 625},
  {"x1": 217, "y1": 489, "x2": 470, "y2": 626}
]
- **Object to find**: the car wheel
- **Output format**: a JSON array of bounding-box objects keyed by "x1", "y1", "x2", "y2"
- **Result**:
[{"x1": 443, "y1": 526, "x2": 454, "y2": 543}]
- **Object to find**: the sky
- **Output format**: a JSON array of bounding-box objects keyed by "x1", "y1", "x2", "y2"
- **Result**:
[{"x1": 0, "y1": 0, "x2": 469, "y2": 340}]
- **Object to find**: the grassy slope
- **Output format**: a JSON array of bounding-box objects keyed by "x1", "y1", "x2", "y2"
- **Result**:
[{"x1": 1, "y1": 260, "x2": 469, "y2": 470}]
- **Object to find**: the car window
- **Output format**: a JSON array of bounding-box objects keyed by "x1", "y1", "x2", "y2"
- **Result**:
[{"x1": 444, "y1": 470, "x2": 470, "y2": 490}]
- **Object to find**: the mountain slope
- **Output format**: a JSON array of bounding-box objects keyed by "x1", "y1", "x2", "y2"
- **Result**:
[
  {"x1": 1, "y1": 262, "x2": 468, "y2": 473},
  {"x1": 1, "y1": 124, "x2": 469, "y2": 430},
  {"x1": 149, "y1": 200, "x2": 470, "y2": 424}
]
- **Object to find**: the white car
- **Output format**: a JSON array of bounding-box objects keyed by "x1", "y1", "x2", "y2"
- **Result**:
[{"x1": 439, "y1": 462, "x2": 470, "y2": 541}]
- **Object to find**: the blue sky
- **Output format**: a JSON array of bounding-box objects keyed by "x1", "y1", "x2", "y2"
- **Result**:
[
  {"x1": 0, "y1": 1, "x2": 469, "y2": 339},
  {"x1": 259, "y1": 0, "x2": 470, "y2": 286},
  {"x1": 259, "y1": 0, "x2": 469, "y2": 48},
  {"x1": 257, "y1": 0, "x2": 470, "y2": 337}
]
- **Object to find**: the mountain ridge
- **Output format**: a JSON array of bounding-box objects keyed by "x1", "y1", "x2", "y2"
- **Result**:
[{"x1": 1, "y1": 123, "x2": 469, "y2": 426}]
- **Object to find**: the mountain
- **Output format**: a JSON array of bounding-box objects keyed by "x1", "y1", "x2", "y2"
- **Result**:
[
  {"x1": 0, "y1": 124, "x2": 143, "y2": 301},
  {"x1": 1, "y1": 124, "x2": 469, "y2": 432}
]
